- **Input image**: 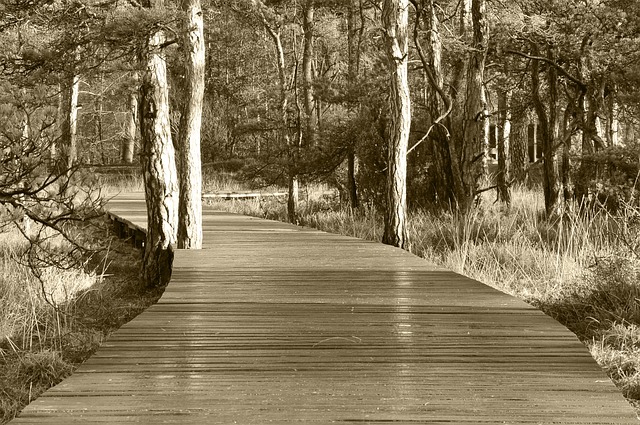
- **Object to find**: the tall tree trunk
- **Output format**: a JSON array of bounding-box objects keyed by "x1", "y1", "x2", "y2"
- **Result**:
[
  {"x1": 497, "y1": 88, "x2": 511, "y2": 205},
  {"x1": 302, "y1": 0, "x2": 316, "y2": 147},
  {"x1": 446, "y1": 0, "x2": 471, "y2": 211},
  {"x1": 459, "y1": 0, "x2": 488, "y2": 211},
  {"x1": 53, "y1": 84, "x2": 64, "y2": 165},
  {"x1": 59, "y1": 72, "x2": 80, "y2": 175},
  {"x1": 607, "y1": 84, "x2": 619, "y2": 146},
  {"x1": 346, "y1": 0, "x2": 361, "y2": 209},
  {"x1": 261, "y1": 15, "x2": 298, "y2": 223},
  {"x1": 177, "y1": 0, "x2": 205, "y2": 249},
  {"x1": 381, "y1": 0, "x2": 410, "y2": 249},
  {"x1": 510, "y1": 114, "x2": 528, "y2": 184},
  {"x1": 531, "y1": 43, "x2": 562, "y2": 217},
  {"x1": 419, "y1": 0, "x2": 455, "y2": 208},
  {"x1": 562, "y1": 103, "x2": 574, "y2": 206},
  {"x1": 140, "y1": 0, "x2": 179, "y2": 287},
  {"x1": 123, "y1": 73, "x2": 138, "y2": 164}
]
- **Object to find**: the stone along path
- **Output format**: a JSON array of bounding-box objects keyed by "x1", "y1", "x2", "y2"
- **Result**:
[{"x1": 11, "y1": 192, "x2": 637, "y2": 423}]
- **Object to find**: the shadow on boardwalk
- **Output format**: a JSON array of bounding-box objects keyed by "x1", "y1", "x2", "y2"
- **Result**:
[{"x1": 11, "y1": 192, "x2": 637, "y2": 424}]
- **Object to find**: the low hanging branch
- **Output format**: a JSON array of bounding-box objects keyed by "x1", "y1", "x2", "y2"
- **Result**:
[{"x1": 504, "y1": 48, "x2": 587, "y2": 92}]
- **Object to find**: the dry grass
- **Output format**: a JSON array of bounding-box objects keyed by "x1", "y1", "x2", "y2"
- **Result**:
[
  {"x1": 0, "y1": 219, "x2": 163, "y2": 424},
  {"x1": 205, "y1": 177, "x2": 640, "y2": 411}
]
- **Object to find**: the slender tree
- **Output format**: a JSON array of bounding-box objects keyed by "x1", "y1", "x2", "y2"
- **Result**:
[
  {"x1": 530, "y1": 42, "x2": 563, "y2": 216},
  {"x1": 411, "y1": 0, "x2": 455, "y2": 208},
  {"x1": 123, "y1": 73, "x2": 138, "y2": 164},
  {"x1": 177, "y1": 0, "x2": 205, "y2": 249},
  {"x1": 250, "y1": 0, "x2": 299, "y2": 223},
  {"x1": 346, "y1": 0, "x2": 363, "y2": 208},
  {"x1": 497, "y1": 87, "x2": 511, "y2": 205},
  {"x1": 58, "y1": 71, "x2": 80, "y2": 175},
  {"x1": 302, "y1": 0, "x2": 317, "y2": 147},
  {"x1": 381, "y1": 0, "x2": 411, "y2": 248}
]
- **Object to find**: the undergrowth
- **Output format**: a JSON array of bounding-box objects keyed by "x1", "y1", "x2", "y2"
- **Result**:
[{"x1": 0, "y1": 218, "x2": 163, "y2": 424}]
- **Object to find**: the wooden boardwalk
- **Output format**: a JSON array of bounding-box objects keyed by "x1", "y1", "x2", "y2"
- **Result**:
[{"x1": 12, "y1": 192, "x2": 637, "y2": 423}]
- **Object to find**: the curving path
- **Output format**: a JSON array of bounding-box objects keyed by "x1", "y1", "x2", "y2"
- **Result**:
[{"x1": 11, "y1": 192, "x2": 637, "y2": 423}]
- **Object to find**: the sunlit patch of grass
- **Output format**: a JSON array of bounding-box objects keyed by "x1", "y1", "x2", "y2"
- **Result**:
[{"x1": 0, "y1": 219, "x2": 161, "y2": 424}]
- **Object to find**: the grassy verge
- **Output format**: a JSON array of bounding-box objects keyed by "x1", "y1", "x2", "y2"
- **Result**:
[
  {"x1": 205, "y1": 181, "x2": 640, "y2": 412},
  {"x1": 0, "y1": 218, "x2": 163, "y2": 424}
]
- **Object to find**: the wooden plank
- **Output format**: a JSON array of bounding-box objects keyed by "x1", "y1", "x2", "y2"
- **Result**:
[
  {"x1": 202, "y1": 192, "x2": 288, "y2": 200},
  {"x1": 11, "y1": 191, "x2": 637, "y2": 424}
]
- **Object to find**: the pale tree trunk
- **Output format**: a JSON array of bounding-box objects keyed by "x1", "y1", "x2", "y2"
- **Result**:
[
  {"x1": 123, "y1": 73, "x2": 138, "y2": 164},
  {"x1": 20, "y1": 99, "x2": 31, "y2": 234},
  {"x1": 546, "y1": 47, "x2": 563, "y2": 215},
  {"x1": 95, "y1": 71, "x2": 104, "y2": 164},
  {"x1": 140, "y1": 0, "x2": 179, "y2": 287},
  {"x1": 346, "y1": 0, "x2": 362, "y2": 208},
  {"x1": 381, "y1": 0, "x2": 411, "y2": 249},
  {"x1": 53, "y1": 84, "x2": 63, "y2": 164},
  {"x1": 266, "y1": 18, "x2": 298, "y2": 223},
  {"x1": 562, "y1": 104, "x2": 574, "y2": 205},
  {"x1": 177, "y1": 0, "x2": 205, "y2": 249},
  {"x1": 497, "y1": 88, "x2": 511, "y2": 205},
  {"x1": 302, "y1": 0, "x2": 316, "y2": 147},
  {"x1": 59, "y1": 72, "x2": 80, "y2": 175},
  {"x1": 251, "y1": 1, "x2": 297, "y2": 222},
  {"x1": 607, "y1": 84, "x2": 619, "y2": 146},
  {"x1": 459, "y1": 0, "x2": 488, "y2": 212}
]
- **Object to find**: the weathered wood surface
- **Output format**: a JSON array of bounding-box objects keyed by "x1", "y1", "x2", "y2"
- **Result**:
[
  {"x1": 202, "y1": 191, "x2": 288, "y2": 200},
  {"x1": 12, "y1": 192, "x2": 637, "y2": 423}
]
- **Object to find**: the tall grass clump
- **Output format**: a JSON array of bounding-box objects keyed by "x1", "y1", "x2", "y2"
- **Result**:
[
  {"x1": 0, "y1": 229, "x2": 97, "y2": 422},
  {"x1": 205, "y1": 176, "x2": 640, "y2": 409},
  {"x1": 0, "y1": 219, "x2": 162, "y2": 424}
]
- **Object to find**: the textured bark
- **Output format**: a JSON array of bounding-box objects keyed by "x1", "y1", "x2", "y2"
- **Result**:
[
  {"x1": 302, "y1": 0, "x2": 316, "y2": 147},
  {"x1": 562, "y1": 105, "x2": 574, "y2": 204},
  {"x1": 607, "y1": 85, "x2": 619, "y2": 147},
  {"x1": 460, "y1": 0, "x2": 488, "y2": 211},
  {"x1": 510, "y1": 114, "x2": 528, "y2": 183},
  {"x1": 446, "y1": 0, "x2": 471, "y2": 210},
  {"x1": 531, "y1": 44, "x2": 562, "y2": 217},
  {"x1": 123, "y1": 74, "x2": 138, "y2": 164},
  {"x1": 273, "y1": 27, "x2": 298, "y2": 223},
  {"x1": 420, "y1": 0, "x2": 455, "y2": 207},
  {"x1": 139, "y1": 3, "x2": 179, "y2": 287},
  {"x1": 346, "y1": 149, "x2": 358, "y2": 208},
  {"x1": 177, "y1": 0, "x2": 205, "y2": 249},
  {"x1": 276, "y1": 31, "x2": 298, "y2": 221},
  {"x1": 59, "y1": 72, "x2": 80, "y2": 174},
  {"x1": 346, "y1": 0, "x2": 361, "y2": 209},
  {"x1": 381, "y1": 0, "x2": 410, "y2": 249},
  {"x1": 497, "y1": 89, "x2": 511, "y2": 205},
  {"x1": 287, "y1": 175, "x2": 299, "y2": 224}
]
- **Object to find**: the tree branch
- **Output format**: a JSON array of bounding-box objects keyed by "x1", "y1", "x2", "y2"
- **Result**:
[{"x1": 505, "y1": 48, "x2": 587, "y2": 91}]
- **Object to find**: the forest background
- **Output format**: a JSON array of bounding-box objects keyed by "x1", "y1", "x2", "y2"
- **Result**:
[{"x1": 1, "y1": 0, "x2": 640, "y2": 420}]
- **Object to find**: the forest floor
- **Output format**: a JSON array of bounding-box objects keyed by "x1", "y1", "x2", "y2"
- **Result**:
[
  {"x1": 0, "y1": 217, "x2": 164, "y2": 424},
  {"x1": 204, "y1": 176, "x2": 640, "y2": 414}
]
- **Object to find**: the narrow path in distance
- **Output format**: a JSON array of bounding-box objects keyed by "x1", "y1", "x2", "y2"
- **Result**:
[{"x1": 11, "y1": 192, "x2": 637, "y2": 423}]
